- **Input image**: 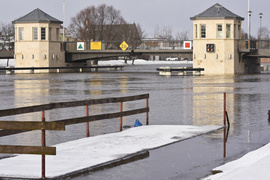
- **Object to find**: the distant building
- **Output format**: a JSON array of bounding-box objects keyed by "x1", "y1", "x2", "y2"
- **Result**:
[
  {"x1": 141, "y1": 38, "x2": 169, "y2": 50},
  {"x1": 191, "y1": 3, "x2": 246, "y2": 74},
  {"x1": 12, "y1": 8, "x2": 66, "y2": 73}
]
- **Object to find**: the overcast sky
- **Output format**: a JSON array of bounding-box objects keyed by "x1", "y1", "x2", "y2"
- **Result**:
[{"x1": 2, "y1": 0, "x2": 269, "y2": 38}]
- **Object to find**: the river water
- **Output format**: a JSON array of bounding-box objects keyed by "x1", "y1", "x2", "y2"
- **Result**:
[{"x1": 0, "y1": 62, "x2": 270, "y2": 179}]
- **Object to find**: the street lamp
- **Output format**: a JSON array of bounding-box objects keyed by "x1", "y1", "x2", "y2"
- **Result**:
[
  {"x1": 259, "y1": 13, "x2": 263, "y2": 48},
  {"x1": 63, "y1": 0, "x2": 65, "y2": 42},
  {"x1": 248, "y1": 0, "x2": 251, "y2": 39},
  {"x1": 259, "y1": 13, "x2": 263, "y2": 39},
  {"x1": 248, "y1": 10, "x2": 252, "y2": 39}
]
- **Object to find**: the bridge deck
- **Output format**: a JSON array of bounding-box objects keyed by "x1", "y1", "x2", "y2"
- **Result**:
[
  {"x1": 156, "y1": 67, "x2": 204, "y2": 76},
  {"x1": 0, "y1": 65, "x2": 124, "y2": 74}
]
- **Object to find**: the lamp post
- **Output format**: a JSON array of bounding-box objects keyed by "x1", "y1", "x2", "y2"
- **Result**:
[
  {"x1": 248, "y1": 10, "x2": 252, "y2": 40},
  {"x1": 259, "y1": 13, "x2": 263, "y2": 38},
  {"x1": 63, "y1": 0, "x2": 65, "y2": 42},
  {"x1": 259, "y1": 13, "x2": 263, "y2": 48},
  {"x1": 248, "y1": 0, "x2": 251, "y2": 40}
]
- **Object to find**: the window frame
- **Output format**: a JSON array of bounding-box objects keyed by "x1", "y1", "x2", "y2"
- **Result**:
[
  {"x1": 195, "y1": 24, "x2": 198, "y2": 39},
  {"x1": 226, "y1": 24, "x2": 231, "y2": 39},
  {"x1": 56, "y1": 28, "x2": 59, "y2": 41},
  {"x1": 41, "y1": 27, "x2": 46, "y2": 40},
  {"x1": 49, "y1": 27, "x2": 52, "y2": 41},
  {"x1": 201, "y1": 24, "x2": 206, "y2": 39},
  {"x1": 32, "y1": 27, "x2": 38, "y2": 40},
  {"x1": 19, "y1": 27, "x2": 24, "y2": 41},
  {"x1": 217, "y1": 24, "x2": 223, "y2": 39}
]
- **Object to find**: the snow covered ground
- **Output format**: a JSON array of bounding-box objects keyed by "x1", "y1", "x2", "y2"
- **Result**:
[
  {"x1": 203, "y1": 142, "x2": 270, "y2": 180},
  {"x1": 0, "y1": 59, "x2": 192, "y2": 67},
  {"x1": 0, "y1": 59, "x2": 14, "y2": 67},
  {"x1": 98, "y1": 59, "x2": 192, "y2": 66},
  {"x1": 0, "y1": 125, "x2": 220, "y2": 179}
]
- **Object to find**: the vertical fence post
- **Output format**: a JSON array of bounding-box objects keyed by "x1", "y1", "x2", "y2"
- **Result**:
[
  {"x1": 146, "y1": 98, "x2": 149, "y2": 125},
  {"x1": 86, "y1": 105, "x2": 89, "y2": 137},
  {"x1": 223, "y1": 92, "x2": 226, "y2": 158},
  {"x1": 120, "y1": 102, "x2": 123, "y2": 131},
  {"x1": 41, "y1": 110, "x2": 46, "y2": 179}
]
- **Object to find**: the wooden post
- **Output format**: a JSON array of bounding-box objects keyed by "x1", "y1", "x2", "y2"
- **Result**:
[
  {"x1": 146, "y1": 98, "x2": 149, "y2": 125},
  {"x1": 120, "y1": 102, "x2": 123, "y2": 131},
  {"x1": 86, "y1": 106, "x2": 89, "y2": 137},
  {"x1": 223, "y1": 92, "x2": 226, "y2": 158},
  {"x1": 41, "y1": 110, "x2": 46, "y2": 179}
]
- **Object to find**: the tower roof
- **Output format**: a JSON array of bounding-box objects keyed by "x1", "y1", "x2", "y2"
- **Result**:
[
  {"x1": 190, "y1": 3, "x2": 244, "y2": 21},
  {"x1": 13, "y1": 8, "x2": 62, "y2": 24}
]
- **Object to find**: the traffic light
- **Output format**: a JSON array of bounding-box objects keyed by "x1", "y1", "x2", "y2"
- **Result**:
[{"x1": 206, "y1": 44, "x2": 215, "y2": 52}]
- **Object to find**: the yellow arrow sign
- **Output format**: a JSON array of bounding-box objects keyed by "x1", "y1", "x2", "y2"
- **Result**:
[{"x1": 120, "y1": 41, "x2": 129, "y2": 51}]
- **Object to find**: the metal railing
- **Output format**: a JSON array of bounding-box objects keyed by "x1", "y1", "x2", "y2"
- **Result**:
[
  {"x1": 62, "y1": 40, "x2": 192, "y2": 51},
  {"x1": 0, "y1": 94, "x2": 149, "y2": 179},
  {"x1": 239, "y1": 40, "x2": 270, "y2": 50}
]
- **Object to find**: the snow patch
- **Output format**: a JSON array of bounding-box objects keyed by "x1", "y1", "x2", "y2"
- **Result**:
[{"x1": 0, "y1": 125, "x2": 219, "y2": 179}]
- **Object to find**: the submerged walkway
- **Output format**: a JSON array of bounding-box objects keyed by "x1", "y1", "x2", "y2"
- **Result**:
[{"x1": 0, "y1": 125, "x2": 221, "y2": 179}]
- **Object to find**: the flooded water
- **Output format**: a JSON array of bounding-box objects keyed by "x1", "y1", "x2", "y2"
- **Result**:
[{"x1": 1, "y1": 63, "x2": 270, "y2": 179}]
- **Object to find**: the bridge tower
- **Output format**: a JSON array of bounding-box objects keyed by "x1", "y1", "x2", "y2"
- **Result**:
[
  {"x1": 191, "y1": 3, "x2": 245, "y2": 74},
  {"x1": 12, "y1": 9, "x2": 66, "y2": 73}
]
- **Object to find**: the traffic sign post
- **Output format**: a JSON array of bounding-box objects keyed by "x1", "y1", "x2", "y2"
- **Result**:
[
  {"x1": 77, "y1": 42, "x2": 84, "y2": 50},
  {"x1": 120, "y1": 41, "x2": 129, "y2": 51},
  {"x1": 184, "y1": 41, "x2": 192, "y2": 49}
]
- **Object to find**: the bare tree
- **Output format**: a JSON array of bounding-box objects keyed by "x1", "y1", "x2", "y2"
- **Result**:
[
  {"x1": 69, "y1": 4, "x2": 127, "y2": 42},
  {"x1": 175, "y1": 30, "x2": 190, "y2": 47},
  {"x1": 0, "y1": 22, "x2": 14, "y2": 50},
  {"x1": 241, "y1": 29, "x2": 256, "y2": 40},
  {"x1": 258, "y1": 26, "x2": 270, "y2": 40},
  {"x1": 153, "y1": 24, "x2": 173, "y2": 40},
  {"x1": 257, "y1": 26, "x2": 270, "y2": 48},
  {"x1": 241, "y1": 29, "x2": 248, "y2": 40},
  {"x1": 136, "y1": 23, "x2": 147, "y2": 39},
  {"x1": 175, "y1": 30, "x2": 189, "y2": 41}
]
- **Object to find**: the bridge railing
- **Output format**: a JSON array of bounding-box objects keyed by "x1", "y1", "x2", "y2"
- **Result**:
[
  {"x1": 62, "y1": 40, "x2": 191, "y2": 52},
  {"x1": 257, "y1": 40, "x2": 270, "y2": 49},
  {"x1": 0, "y1": 93, "x2": 149, "y2": 179},
  {"x1": 239, "y1": 40, "x2": 270, "y2": 50}
]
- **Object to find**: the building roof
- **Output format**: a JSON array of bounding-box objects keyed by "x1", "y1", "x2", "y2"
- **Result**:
[
  {"x1": 190, "y1": 3, "x2": 244, "y2": 21},
  {"x1": 12, "y1": 8, "x2": 62, "y2": 24}
]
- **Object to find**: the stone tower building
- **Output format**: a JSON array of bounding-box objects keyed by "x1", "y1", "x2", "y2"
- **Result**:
[
  {"x1": 13, "y1": 8, "x2": 65, "y2": 73},
  {"x1": 191, "y1": 3, "x2": 245, "y2": 74}
]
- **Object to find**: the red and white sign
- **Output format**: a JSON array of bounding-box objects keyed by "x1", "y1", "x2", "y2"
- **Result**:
[{"x1": 184, "y1": 41, "x2": 192, "y2": 49}]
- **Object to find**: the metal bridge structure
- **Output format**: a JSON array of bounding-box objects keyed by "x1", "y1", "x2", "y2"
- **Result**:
[
  {"x1": 63, "y1": 41, "x2": 193, "y2": 63},
  {"x1": 2, "y1": 40, "x2": 270, "y2": 63}
]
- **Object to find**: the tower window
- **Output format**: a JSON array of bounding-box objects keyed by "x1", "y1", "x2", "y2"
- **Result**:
[
  {"x1": 49, "y1": 27, "x2": 52, "y2": 41},
  {"x1": 226, "y1": 24, "x2": 231, "y2": 39},
  {"x1": 19, "y1": 27, "x2": 24, "y2": 41},
  {"x1": 33, "y1": 27, "x2": 38, "y2": 40},
  {"x1": 201, "y1": 24, "x2": 206, "y2": 38},
  {"x1": 41, "y1": 27, "x2": 46, "y2": 40},
  {"x1": 217, "y1": 25, "x2": 222, "y2": 38},
  {"x1": 195, "y1": 24, "x2": 198, "y2": 39}
]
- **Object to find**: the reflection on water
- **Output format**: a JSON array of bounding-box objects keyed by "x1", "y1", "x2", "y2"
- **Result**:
[
  {"x1": 1, "y1": 65, "x2": 270, "y2": 179},
  {"x1": 192, "y1": 76, "x2": 235, "y2": 130}
]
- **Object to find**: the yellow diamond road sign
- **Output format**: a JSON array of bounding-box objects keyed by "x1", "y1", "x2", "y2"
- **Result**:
[{"x1": 120, "y1": 41, "x2": 128, "y2": 51}]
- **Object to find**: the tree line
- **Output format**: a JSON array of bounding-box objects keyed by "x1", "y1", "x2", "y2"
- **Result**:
[
  {"x1": 1, "y1": 4, "x2": 270, "y2": 47},
  {"x1": 0, "y1": 22, "x2": 14, "y2": 50}
]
